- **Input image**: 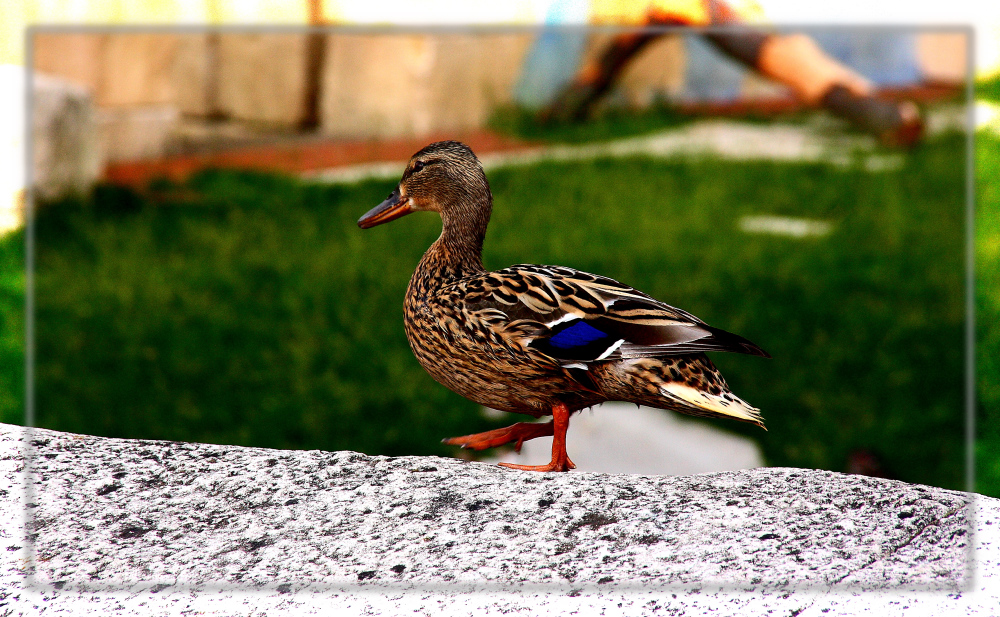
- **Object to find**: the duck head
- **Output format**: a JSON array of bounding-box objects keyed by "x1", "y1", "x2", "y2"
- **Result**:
[{"x1": 357, "y1": 141, "x2": 493, "y2": 241}]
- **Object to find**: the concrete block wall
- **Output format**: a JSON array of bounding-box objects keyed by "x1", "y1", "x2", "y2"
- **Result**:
[
  {"x1": 34, "y1": 33, "x2": 179, "y2": 108},
  {"x1": 29, "y1": 30, "x2": 968, "y2": 166},
  {"x1": 217, "y1": 33, "x2": 311, "y2": 126},
  {"x1": 32, "y1": 34, "x2": 105, "y2": 101},
  {"x1": 320, "y1": 33, "x2": 532, "y2": 139},
  {"x1": 171, "y1": 34, "x2": 215, "y2": 117},
  {"x1": 31, "y1": 31, "x2": 538, "y2": 160},
  {"x1": 34, "y1": 33, "x2": 184, "y2": 165},
  {"x1": 32, "y1": 73, "x2": 101, "y2": 200}
]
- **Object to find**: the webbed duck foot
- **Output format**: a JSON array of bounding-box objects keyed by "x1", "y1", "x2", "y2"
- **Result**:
[
  {"x1": 496, "y1": 401, "x2": 576, "y2": 473},
  {"x1": 498, "y1": 454, "x2": 576, "y2": 473},
  {"x1": 442, "y1": 421, "x2": 554, "y2": 452}
]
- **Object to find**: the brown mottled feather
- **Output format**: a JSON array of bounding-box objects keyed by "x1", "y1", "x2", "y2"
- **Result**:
[{"x1": 363, "y1": 140, "x2": 768, "y2": 434}]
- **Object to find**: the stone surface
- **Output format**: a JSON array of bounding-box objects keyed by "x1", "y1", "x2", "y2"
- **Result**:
[
  {"x1": 33, "y1": 33, "x2": 180, "y2": 109},
  {"x1": 216, "y1": 33, "x2": 310, "y2": 126},
  {"x1": 96, "y1": 105, "x2": 181, "y2": 163},
  {"x1": 98, "y1": 34, "x2": 180, "y2": 108},
  {"x1": 2, "y1": 423, "x2": 995, "y2": 615},
  {"x1": 172, "y1": 34, "x2": 215, "y2": 117},
  {"x1": 917, "y1": 32, "x2": 969, "y2": 84},
  {"x1": 31, "y1": 72, "x2": 102, "y2": 201},
  {"x1": 320, "y1": 33, "x2": 531, "y2": 139},
  {"x1": 32, "y1": 33, "x2": 105, "y2": 102}
]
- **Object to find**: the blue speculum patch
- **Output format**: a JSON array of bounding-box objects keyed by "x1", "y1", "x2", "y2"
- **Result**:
[{"x1": 549, "y1": 321, "x2": 609, "y2": 349}]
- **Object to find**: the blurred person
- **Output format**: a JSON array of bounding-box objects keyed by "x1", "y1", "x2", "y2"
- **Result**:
[{"x1": 539, "y1": 0, "x2": 924, "y2": 147}]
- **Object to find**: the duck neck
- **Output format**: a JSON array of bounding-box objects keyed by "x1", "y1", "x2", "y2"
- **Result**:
[{"x1": 413, "y1": 197, "x2": 491, "y2": 294}]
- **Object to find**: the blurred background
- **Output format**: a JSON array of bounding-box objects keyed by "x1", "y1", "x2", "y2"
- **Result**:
[{"x1": 0, "y1": 0, "x2": 997, "y2": 494}]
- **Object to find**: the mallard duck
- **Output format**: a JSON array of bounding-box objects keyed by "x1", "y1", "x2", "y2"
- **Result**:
[{"x1": 358, "y1": 141, "x2": 769, "y2": 472}]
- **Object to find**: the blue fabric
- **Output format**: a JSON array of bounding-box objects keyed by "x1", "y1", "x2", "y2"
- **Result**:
[
  {"x1": 513, "y1": 0, "x2": 590, "y2": 109},
  {"x1": 806, "y1": 30, "x2": 920, "y2": 87},
  {"x1": 549, "y1": 321, "x2": 609, "y2": 349},
  {"x1": 683, "y1": 35, "x2": 746, "y2": 103},
  {"x1": 514, "y1": 28, "x2": 589, "y2": 109}
]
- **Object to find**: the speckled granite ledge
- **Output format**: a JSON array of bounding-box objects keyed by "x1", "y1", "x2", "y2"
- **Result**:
[{"x1": 2, "y1": 423, "x2": 996, "y2": 616}]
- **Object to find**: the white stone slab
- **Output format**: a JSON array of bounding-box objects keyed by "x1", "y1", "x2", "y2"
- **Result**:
[
  {"x1": 1, "y1": 422, "x2": 995, "y2": 616},
  {"x1": 31, "y1": 72, "x2": 101, "y2": 201}
]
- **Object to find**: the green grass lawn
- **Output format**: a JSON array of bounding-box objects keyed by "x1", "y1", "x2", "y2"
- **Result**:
[
  {"x1": 0, "y1": 233, "x2": 23, "y2": 428},
  {"x1": 978, "y1": 74, "x2": 1000, "y2": 104},
  {"x1": 0, "y1": 127, "x2": 983, "y2": 493},
  {"x1": 976, "y1": 130, "x2": 1000, "y2": 495}
]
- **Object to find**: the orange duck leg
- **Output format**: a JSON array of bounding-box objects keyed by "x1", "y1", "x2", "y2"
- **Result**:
[
  {"x1": 498, "y1": 402, "x2": 576, "y2": 472},
  {"x1": 442, "y1": 419, "x2": 554, "y2": 452},
  {"x1": 442, "y1": 402, "x2": 576, "y2": 472}
]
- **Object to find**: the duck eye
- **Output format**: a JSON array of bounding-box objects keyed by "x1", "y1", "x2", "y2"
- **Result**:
[{"x1": 411, "y1": 161, "x2": 425, "y2": 173}]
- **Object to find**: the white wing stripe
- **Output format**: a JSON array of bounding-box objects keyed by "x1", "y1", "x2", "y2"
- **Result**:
[
  {"x1": 545, "y1": 313, "x2": 579, "y2": 327},
  {"x1": 596, "y1": 338, "x2": 625, "y2": 361}
]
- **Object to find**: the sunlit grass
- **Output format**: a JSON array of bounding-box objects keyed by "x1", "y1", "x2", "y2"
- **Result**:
[{"x1": 976, "y1": 132, "x2": 1000, "y2": 496}]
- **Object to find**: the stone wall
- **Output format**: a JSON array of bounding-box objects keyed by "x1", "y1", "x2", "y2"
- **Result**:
[
  {"x1": 320, "y1": 33, "x2": 532, "y2": 139},
  {"x1": 29, "y1": 30, "x2": 968, "y2": 165},
  {"x1": 31, "y1": 73, "x2": 101, "y2": 200},
  {"x1": 216, "y1": 33, "x2": 312, "y2": 126},
  {"x1": 34, "y1": 33, "x2": 179, "y2": 108},
  {"x1": 30, "y1": 31, "x2": 539, "y2": 161}
]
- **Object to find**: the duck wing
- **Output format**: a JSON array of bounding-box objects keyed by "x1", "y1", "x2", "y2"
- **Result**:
[{"x1": 452, "y1": 264, "x2": 770, "y2": 367}]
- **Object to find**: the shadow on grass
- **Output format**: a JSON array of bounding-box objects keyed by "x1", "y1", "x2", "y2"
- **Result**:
[{"x1": 488, "y1": 102, "x2": 695, "y2": 144}]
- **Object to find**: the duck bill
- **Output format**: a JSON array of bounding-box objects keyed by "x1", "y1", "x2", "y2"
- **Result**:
[{"x1": 358, "y1": 188, "x2": 412, "y2": 229}]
